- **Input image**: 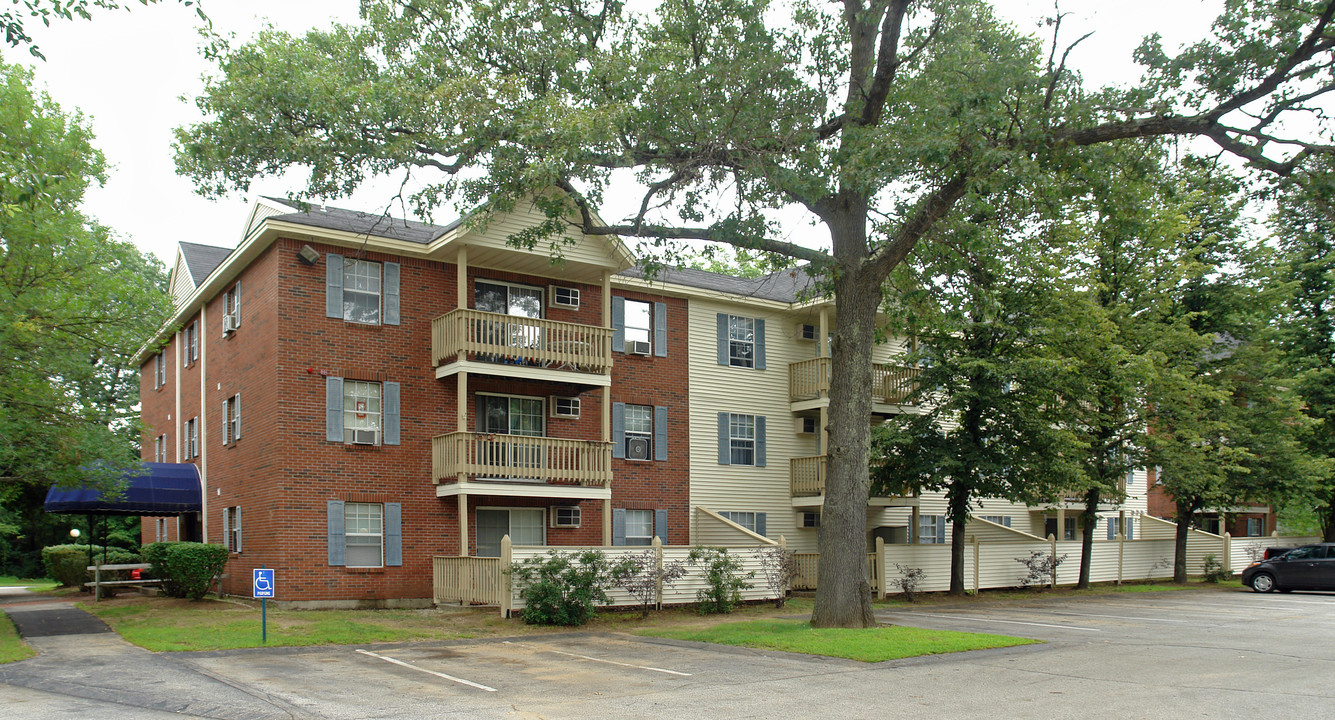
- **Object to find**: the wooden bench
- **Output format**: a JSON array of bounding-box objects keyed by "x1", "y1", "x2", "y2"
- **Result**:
[{"x1": 84, "y1": 563, "x2": 162, "y2": 601}]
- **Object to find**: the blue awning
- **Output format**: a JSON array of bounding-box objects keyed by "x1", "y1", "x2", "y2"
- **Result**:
[{"x1": 44, "y1": 462, "x2": 202, "y2": 516}]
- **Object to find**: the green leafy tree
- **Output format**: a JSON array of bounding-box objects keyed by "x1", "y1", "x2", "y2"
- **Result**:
[
  {"x1": 174, "y1": 0, "x2": 1335, "y2": 626},
  {"x1": 0, "y1": 61, "x2": 170, "y2": 506}
]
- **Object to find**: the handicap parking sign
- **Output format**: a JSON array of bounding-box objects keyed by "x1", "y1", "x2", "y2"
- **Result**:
[{"x1": 253, "y1": 568, "x2": 275, "y2": 599}]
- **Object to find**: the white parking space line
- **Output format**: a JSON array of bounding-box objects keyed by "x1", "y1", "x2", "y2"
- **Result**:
[
  {"x1": 1047, "y1": 611, "x2": 1189, "y2": 624},
  {"x1": 355, "y1": 649, "x2": 497, "y2": 692},
  {"x1": 502, "y1": 641, "x2": 692, "y2": 676},
  {"x1": 894, "y1": 611, "x2": 1101, "y2": 632}
]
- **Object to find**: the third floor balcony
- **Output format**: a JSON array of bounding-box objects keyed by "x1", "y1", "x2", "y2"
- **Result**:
[{"x1": 788, "y1": 357, "x2": 923, "y2": 413}]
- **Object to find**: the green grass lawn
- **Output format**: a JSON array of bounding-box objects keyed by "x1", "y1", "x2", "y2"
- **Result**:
[
  {"x1": 81, "y1": 597, "x2": 495, "y2": 652},
  {"x1": 0, "y1": 576, "x2": 56, "y2": 590},
  {"x1": 0, "y1": 614, "x2": 34, "y2": 664},
  {"x1": 640, "y1": 619, "x2": 1039, "y2": 662}
]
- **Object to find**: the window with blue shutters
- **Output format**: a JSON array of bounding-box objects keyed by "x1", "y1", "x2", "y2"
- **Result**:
[
  {"x1": 612, "y1": 297, "x2": 668, "y2": 356},
  {"x1": 717, "y1": 413, "x2": 766, "y2": 466},
  {"x1": 325, "y1": 377, "x2": 400, "y2": 445},
  {"x1": 325, "y1": 253, "x2": 401, "y2": 326},
  {"x1": 612, "y1": 508, "x2": 672, "y2": 545},
  {"x1": 328, "y1": 501, "x2": 402, "y2": 568},
  {"x1": 613, "y1": 403, "x2": 669, "y2": 461},
  {"x1": 716, "y1": 314, "x2": 765, "y2": 368}
]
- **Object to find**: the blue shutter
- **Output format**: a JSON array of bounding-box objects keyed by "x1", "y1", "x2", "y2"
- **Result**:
[
  {"x1": 612, "y1": 402, "x2": 626, "y2": 459},
  {"x1": 755, "y1": 318, "x2": 766, "y2": 369},
  {"x1": 326, "y1": 253, "x2": 343, "y2": 319},
  {"x1": 384, "y1": 502, "x2": 402, "y2": 566},
  {"x1": 383, "y1": 381, "x2": 401, "y2": 445},
  {"x1": 611, "y1": 296, "x2": 625, "y2": 352},
  {"x1": 936, "y1": 517, "x2": 946, "y2": 544},
  {"x1": 655, "y1": 509, "x2": 668, "y2": 543},
  {"x1": 326, "y1": 377, "x2": 344, "y2": 442},
  {"x1": 327, "y1": 500, "x2": 346, "y2": 566},
  {"x1": 756, "y1": 415, "x2": 767, "y2": 467},
  {"x1": 235, "y1": 507, "x2": 242, "y2": 553},
  {"x1": 612, "y1": 508, "x2": 626, "y2": 546},
  {"x1": 383, "y1": 261, "x2": 401, "y2": 326},
  {"x1": 716, "y1": 314, "x2": 728, "y2": 365},
  {"x1": 653, "y1": 302, "x2": 667, "y2": 356},
  {"x1": 717, "y1": 412, "x2": 730, "y2": 464},
  {"x1": 221, "y1": 507, "x2": 229, "y2": 551},
  {"x1": 1107, "y1": 518, "x2": 1115, "y2": 540},
  {"x1": 1127, "y1": 520, "x2": 1134, "y2": 540},
  {"x1": 654, "y1": 406, "x2": 668, "y2": 461},
  {"x1": 756, "y1": 513, "x2": 767, "y2": 537}
]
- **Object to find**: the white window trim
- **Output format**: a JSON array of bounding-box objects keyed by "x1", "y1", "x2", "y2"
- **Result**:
[
  {"x1": 624, "y1": 404, "x2": 653, "y2": 460},
  {"x1": 727, "y1": 314, "x2": 756, "y2": 368},
  {"x1": 224, "y1": 393, "x2": 241, "y2": 444},
  {"x1": 474, "y1": 279, "x2": 546, "y2": 316},
  {"x1": 226, "y1": 506, "x2": 242, "y2": 553},
  {"x1": 344, "y1": 502, "x2": 385, "y2": 568},
  {"x1": 344, "y1": 380, "x2": 382, "y2": 445},
  {"x1": 478, "y1": 506, "x2": 547, "y2": 546},
  {"x1": 476, "y1": 392, "x2": 547, "y2": 436},
  {"x1": 918, "y1": 515, "x2": 941, "y2": 544},
  {"x1": 729, "y1": 413, "x2": 756, "y2": 466},
  {"x1": 342, "y1": 258, "x2": 384, "y2": 325},
  {"x1": 720, "y1": 511, "x2": 759, "y2": 533},
  {"x1": 623, "y1": 508, "x2": 654, "y2": 545},
  {"x1": 624, "y1": 299, "x2": 653, "y2": 350}
]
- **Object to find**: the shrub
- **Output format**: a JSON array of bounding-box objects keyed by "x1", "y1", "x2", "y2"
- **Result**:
[
  {"x1": 509, "y1": 549, "x2": 623, "y2": 626},
  {"x1": 892, "y1": 563, "x2": 925, "y2": 601},
  {"x1": 1016, "y1": 550, "x2": 1067, "y2": 589},
  {"x1": 42, "y1": 544, "x2": 141, "y2": 589},
  {"x1": 1202, "y1": 554, "x2": 1232, "y2": 583},
  {"x1": 612, "y1": 549, "x2": 688, "y2": 618},
  {"x1": 144, "y1": 542, "x2": 229, "y2": 599},
  {"x1": 753, "y1": 545, "x2": 800, "y2": 608},
  {"x1": 689, "y1": 547, "x2": 753, "y2": 614}
]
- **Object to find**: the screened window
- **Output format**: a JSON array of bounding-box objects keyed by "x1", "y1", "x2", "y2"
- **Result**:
[
  {"x1": 344, "y1": 502, "x2": 383, "y2": 567},
  {"x1": 344, "y1": 381, "x2": 381, "y2": 444},
  {"x1": 919, "y1": 515, "x2": 942, "y2": 544},
  {"x1": 729, "y1": 413, "x2": 755, "y2": 465},
  {"x1": 624, "y1": 509, "x2": 654, "y2": 545},
  {"x1": 728, "y1": 315, "x2": 755, "y2": 367},
  {"x1": 625, "y1": 300, "x2": 652, "y2": 346},
  {"x1": 624, "y1": 404, "x2": 653, "y2": 459},
  {"x1": 342, "y1": 259, "x2": 382, "y2": 324}
]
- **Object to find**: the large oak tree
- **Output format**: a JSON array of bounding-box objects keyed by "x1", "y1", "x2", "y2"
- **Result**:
[{"x1": 176, "y1": 0, "x2": 1335, "y2": 626}]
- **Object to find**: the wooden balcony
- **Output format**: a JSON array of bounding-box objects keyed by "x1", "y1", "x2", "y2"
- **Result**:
[
  {"x1": 432, "y1": 432, "x2": 613, "y2": 489},
  {"x1": 432, "y1": 309, "x2": 614, "y2": 376},
  {"x1": 790, "y1": 455, "x2": 916, "y2": 506},
  {"x1": 789, "y1": 358, "x2": 922, "y2": 405}
]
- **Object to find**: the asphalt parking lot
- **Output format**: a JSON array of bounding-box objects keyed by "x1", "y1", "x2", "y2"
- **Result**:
[{"x1": 4, "y1": 588, "x2": 1334, "y2": 719}]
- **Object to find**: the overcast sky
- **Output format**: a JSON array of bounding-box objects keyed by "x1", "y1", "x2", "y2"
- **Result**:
[{"x1": 10, "y1": 0, "x2": 1223, "y2": 267}]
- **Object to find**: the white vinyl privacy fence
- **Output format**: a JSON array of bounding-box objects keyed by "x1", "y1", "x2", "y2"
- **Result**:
[{"x1": 435, "y1": 535, "x2": 782, "y2": 617}]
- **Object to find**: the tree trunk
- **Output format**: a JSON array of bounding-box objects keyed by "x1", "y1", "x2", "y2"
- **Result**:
[
  {"x1": 1173, "y1": 500, "x2": 1194, "y2": 584},
  {"x1": 811, "y1": 206, "x2": 879, "y2": 629},
  {"x1": 1076, "y1": 487, "x2": 1099, "y2": 590},
  {"x1": 947, "y1": 481, "x2": 971, "y2": 595},
  {"x1": 1323, "y1": 500, "x2": 1335, "y2": 542}
]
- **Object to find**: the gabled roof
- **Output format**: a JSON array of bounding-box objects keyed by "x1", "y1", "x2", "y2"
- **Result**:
[
  {"x1": 617, "y1": 264, "x2": 821, "y2": 304},
  {"x1": 179, "y1": 241, "x2": 234, "y2": 285},
  {"x1": 258, "y1": 196, "x2": 459, "y2": 245}
]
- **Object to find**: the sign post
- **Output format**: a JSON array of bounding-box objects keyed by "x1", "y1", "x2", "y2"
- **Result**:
[{"x1": 253, "y1": 568, "x2": 275, "y2": 643}]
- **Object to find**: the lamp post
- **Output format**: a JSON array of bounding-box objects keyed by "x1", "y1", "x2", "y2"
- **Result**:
[{"x1": 71, "y1": 527, "x2": 90, "y2": 583}]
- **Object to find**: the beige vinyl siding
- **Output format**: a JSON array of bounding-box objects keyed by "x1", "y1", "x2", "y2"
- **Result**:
[
  {"x1": 169, "y1": 248, "x2": 197, "y2": 307},
  {"x1": 458, "y1": 203, "x2": 625, "y2": 269}
]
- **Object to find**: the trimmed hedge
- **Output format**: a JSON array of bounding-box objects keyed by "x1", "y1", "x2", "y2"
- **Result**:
[
  {"x1": 41, "y1": 544, "x2": 142, "y2": 589},
  {"x1": 144, "y1": 542, "x2": 229, "y2": 599}
]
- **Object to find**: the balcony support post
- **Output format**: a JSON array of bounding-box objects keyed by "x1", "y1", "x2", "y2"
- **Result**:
[
  {"x1": 458, "y1": 493, "x2": 469, "y2": 556},
  {"x1": 910, "y1": 505, "x2": 920, "y2": 544},
  {"x1": 603, "y1": 499, "x2": 612, "y2": 546},
  {"x1": 457, "y1": 370, "x2": 468, "y2": 432}
]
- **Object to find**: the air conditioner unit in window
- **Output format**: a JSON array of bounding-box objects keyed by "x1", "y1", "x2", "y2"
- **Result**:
[
  {"x1": 625, "y1": 436, "x2": 651, "y2": 460},
  {"x1": 222, "y1": 314, "x2": 239, "y2": 334},
  {"x1": 551, "y1": 506, "x2": 581, "y2": 528},
  {"x1": 799, "y1": 323, "x2": 817, "y2": 340},
  {"x1": 350, "y1": 429, "x2": 379, "y2": 445},
  {"x1": 627, "y1": 340, "x2": 652, "y2": 356}
]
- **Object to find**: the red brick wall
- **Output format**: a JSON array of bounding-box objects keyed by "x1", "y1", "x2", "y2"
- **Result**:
[{"x1": 139, "y1": 236, "x2": 693, "y2": 603}]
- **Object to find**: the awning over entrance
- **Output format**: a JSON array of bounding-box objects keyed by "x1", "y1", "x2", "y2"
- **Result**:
[{"x1": 43, "y1": 462, "x2": 202, "y2": 516}]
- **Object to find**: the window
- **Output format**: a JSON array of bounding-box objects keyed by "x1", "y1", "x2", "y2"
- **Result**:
[
  {"x1": 624, "y1": 404, "x2": 653, "y2": 460},
  {"x1": 1246, "y1": 517, "x2": 1262, "y2": 537},
  {"x1": 624, "y1": 509, "x2": 654, "y2": 545},
  {"x1": 223, "y1": 393, "x2": 241, "y2": 444},
  {"x1": 325, "y1": 377, "x2": 400, "y2": 445},
  {"x1": 154, "y1": 352, "x2": 166, "y2": 389},
  {"x1": 979, "y1": 515, "x2": 1011, "y2": 528},
  {"x1": 729, "y1": 413, "x2": 755, "y2": 465},
  {"x1": 550, "y1": 285, "x2": 580, "y2": 308},
  {"x1": 222, "y1": 284, "x2": 241, "y2": 333},
  {"x1": 183, "y1": 417, "x2": 199, "y2": 459},
  {"x1": 224, "y1": 506, "x2": 242, "y2": 553},
  {"x1": 154, "y1": 434, "x2": 167, "y2": 463},
  {"x1": 728, "y1": 315, "x2": 755, "y2": 367},
  {"x1": 325, "y1": 254, "x2": 400, "y2": 326},
  {"x1": 613, "y1": 297, "x2": 667, "y2": 356},
  {"x1": 1045, "y1": 516, "x2": 1078, "y2": 540},
  {"x1": 1126, "y1": 470, "x2": 1136, "y2": 487},
  {"x1": 476, "y1": 508, "x2": 545, "y2": 556},
  {"x1": 800, "y1": 511, "x2": 820, "y2": 528},
  {"x1": 717, "y1": 412, "x2": 765, "y2": 466},
  {"x1": 344, "y1": 502, "x2": 384, "y2": 567},
  {"x1": 479, "y1": 394, "x2": 544, "y2": 437},
  {"x1": 183, "y1": 321, "x2": 199, "y2": 366},
  {"x1": 551, "y1": 506, "x2": 581, "y2": 528},
  {"x1": 551, "y1": 396, "x2": 580, "y2": 418},
  {"x1": 344, "y1": 381, "x2": 382, "y2": 445},
  {"x1": 919, "y1": 515, "x2": 945, "y2": 544},
  {"x1": 720, "y1": 511, "x2": 766, "y2": 536},
  {"x1": 154, "y1": 518, "x2": 168, "y2": 542}
]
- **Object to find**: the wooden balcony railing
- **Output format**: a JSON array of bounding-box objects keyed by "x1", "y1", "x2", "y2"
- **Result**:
[
  {"x1": 432, "y1": 308, "x2": 614, "y2": 374},
  {"x1": 432, "y1": 432, "x2": 612, "y2": 487},
  {"x1": 790, "y1": 455, "x2": 915, "y2": 499},
  {"x1": 788, "y1": 358, "x2": 923, "y2": 404},
  {"x1": 433, "y1": 556, "x2": 505, "y2": 605}
]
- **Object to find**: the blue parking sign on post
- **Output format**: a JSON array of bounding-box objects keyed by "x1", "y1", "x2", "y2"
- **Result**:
[{"x1": 253, "y1": 568, "x2": 275, "y2": 598}]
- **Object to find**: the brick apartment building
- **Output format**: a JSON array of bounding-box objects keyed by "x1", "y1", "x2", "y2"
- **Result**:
[
  {"x1": 139, "y1": 197, "x2": 1149, "y2": 607},
  {"x1": 1144, "y1": 468, "x2": 1275, "y2": 538}
]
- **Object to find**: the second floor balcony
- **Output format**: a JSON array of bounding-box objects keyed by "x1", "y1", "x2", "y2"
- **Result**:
[
  {"x1": 789, "y1": 358, "x2": 923, "y2": 410},
  {"x1": 790, "y1": 455, "x2": 917, "y2": 508},
  {"x1": 432, "y1": 309, "x2": 614, "y2": 381},
  {"x1": 432, "y1": 431, "x2": 613, "y2": 499}
]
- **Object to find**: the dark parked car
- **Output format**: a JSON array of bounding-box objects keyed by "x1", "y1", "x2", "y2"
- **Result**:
[{"x1": 1242, "y1": 543, "x2": 1335, "y2": 593}]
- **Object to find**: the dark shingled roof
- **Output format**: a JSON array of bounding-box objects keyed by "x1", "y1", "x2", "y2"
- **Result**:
[
  {"x1": 262, "y1": 197, "x2": 459, "y2": 245},
  {"x1": 617, "y1": 265, "x2": 821, "y2": 304},
  {"x1": 178, "y1": 241, "x2": 234, "y2": 286}
]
